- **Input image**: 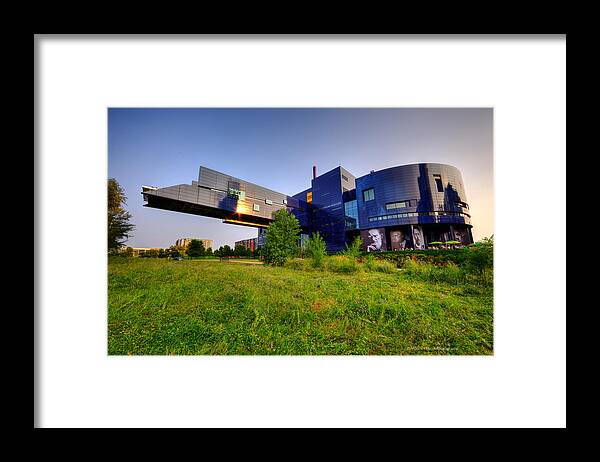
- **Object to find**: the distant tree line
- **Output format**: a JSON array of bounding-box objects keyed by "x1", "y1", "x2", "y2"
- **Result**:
[{"x1": 110, "y1": 239, "x2": 259, "y2": 259}]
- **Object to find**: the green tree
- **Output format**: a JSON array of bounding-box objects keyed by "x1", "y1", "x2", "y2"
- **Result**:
[
  {"x1": 167, "y1": 246, "x2": 181, "y2": 259},
  {"x1": 205, "y1": 247, "x2": 213, "y2": 256},
  {"x1": 144, "y1": 248, "x2": 160, "y2": 258},
  {"x1": 187, "y1": 239, "x2": 206, "y2": 257},
  {"x1": 222, "y1": 245, "x2": 233, "y2": 257},
  {"x1": 234, "y1": 244, "x2": 252, "y2": 257},
  {"x1": 261, "y1": 209, "x2": 301, "y2": 266},
  {"x1": 108, "y1": 178, "x2": 135, "y2": 250},
  {"x1": 305, "y1": 231, "x2": 327, "y2": 268}
]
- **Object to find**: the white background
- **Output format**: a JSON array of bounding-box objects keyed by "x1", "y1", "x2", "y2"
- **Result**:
[{"x1": 36, "y1": 35, "x2": 566, "y2": 428}]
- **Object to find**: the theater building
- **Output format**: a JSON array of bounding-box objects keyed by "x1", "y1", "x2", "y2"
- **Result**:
[{"x1": 142, "y1": 163, "x2": 473, "y2": 253}]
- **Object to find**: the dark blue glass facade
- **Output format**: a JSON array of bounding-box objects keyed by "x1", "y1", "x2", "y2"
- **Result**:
[
  {"x1": 291, "y1": 166, "x2": 357, "y2": 252},
  {"x1": 296, "y1": 163, "x2": 473, "y2": 251}
]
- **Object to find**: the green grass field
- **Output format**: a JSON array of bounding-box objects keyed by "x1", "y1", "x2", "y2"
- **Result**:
[{"x1": 108, "y1": 257, "x2": 493, "y2": 355}]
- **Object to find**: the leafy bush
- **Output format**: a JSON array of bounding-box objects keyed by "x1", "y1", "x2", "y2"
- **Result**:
[
  {"x1": 108, "y1": 247, "x2": 133, "y2": 257},
  {"x1": 463, "y1": 235, "x2": 494, "y2": 275},
  {"x1": 363, "y1": 253, "x2": 376, "y2": 271},
  {"x1": 284, "y1": 258, "x2": 314, "y2": 271},
  {"x1": 140, "y1": 249, "x2": 160, "y2": 258},
  {"x1": 166, "y1": 246, "x2": 182, "y2": 259},
  {"x1": 261, "y1": 209, "x2": 301, "y2": 266},
  {"x1": 339, "y1": 236, "x2": 363, "y2": 259},
  {"x1": 364, "y1": 240, "x2": 494, "y2": 274},
  {"x1": 365, "y1": 249, "x2": 466, "y2": 268},
  {"x1": 403, "y1": 259, "x2": 466, "y2": 284},
  {"x1": 304, "y1": 231, "x2": 327, "y2": 268},
  {"x1": 372, "y1": 260, "x2": 397, "y2": 274},
  {"x1": 361, "y1": 254, "x2": 396, "y2": 273},
  {"x1": 326, "y1": 256, "x2": 360, "y2": 274}
]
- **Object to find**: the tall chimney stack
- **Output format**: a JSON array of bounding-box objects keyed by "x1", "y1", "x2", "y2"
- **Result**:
[{"x1": 313, "y1": 165, "x2": 317, "y2": 179}]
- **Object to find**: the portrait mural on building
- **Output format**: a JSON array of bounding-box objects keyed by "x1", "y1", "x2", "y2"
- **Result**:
[
  {"x1": 453, "y1": 227, "x2": 469, "y2": 245},
  {"x1": 390, "y1": 228, "x2": 411, "y2": 251},
  {"x1": 412, "y1": 225, "x2": 426, "y2": 250},
  {"x1": 362, "y1": 228, "x2": 387, "y2": 252}
]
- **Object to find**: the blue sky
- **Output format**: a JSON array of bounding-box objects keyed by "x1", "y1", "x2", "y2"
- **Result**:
[{"x1": 108, "y1": 108, "x2": 493, "y2": 249}]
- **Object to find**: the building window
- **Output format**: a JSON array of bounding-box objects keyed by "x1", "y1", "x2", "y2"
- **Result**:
[
  {"x1": 306, "y1": 192, "x2": 312, "y2": 203},
  {"x1": 342, "y1": 174, "x2": 348, "y2": 182},
  {"x1": 363, "y1": 188, "x2": 375, "y2": 201},
  {"x1": 228, "y1": 187, "x2": 246, "y2": 200},
  {"x1": 386, "y1": 200, "x2": 410, "y2": 210},
  {"x1": 253, "y1": 204, "x2": 260, "y2": 212},
  {"x1": 344, "y1": 199, "x2": 358, "y2": 230},
  {"x1": 367, "y1": 211, "x2": 470, "y2": 222},
  {"x1": 265, "y1": 199, "x2": 273, "y2": 205},
  {"x1": 433, "y1": 174, "x2": 444, "y2": 192}
]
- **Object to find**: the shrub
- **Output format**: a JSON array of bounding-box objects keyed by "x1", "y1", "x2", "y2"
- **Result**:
[
  {"x1": 403, "y1": 259, "x2": 467, "y2": 284},
  {"x1": 305, "y1": 231, "x2": 327, "y2": 268},
  {"x1": 373, "y1": 260, "x2": 397, "y2": 274},
  {"x1": 361, "y1": 254, "x2": 396, "y2": 273},
  {"x1": 364, "y1": 247, "x2": 491, "y2": 269},
  {"x1": 440, "y1": 261, "x2": 464, "y2": 283},
  {"x1": 326, "y1": 256, "x2": 360, "y2": 274},
  {"x1": 284, "y1": 258, "x2": 313, "y2": 271},
  {"x1": 363, "y1": 253, "x2": 376, "y2": 271},
  {"x1": 109, "y1": 246, "x2": 137, "y2": 257},
  {"x1": 339, "y1": 236, "x2": 363, "y2": 259},
  {"x1": 261, "y1": 209, "x2": 301, "y2": 266},
  {"x1": 463, "y1": 236, "x2": 493, "y2": 275},
  {"x1": 141, "y1": 248, "x2": 160, "y2": 258}
]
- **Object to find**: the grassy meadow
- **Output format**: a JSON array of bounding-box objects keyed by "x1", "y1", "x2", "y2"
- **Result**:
[{"x1": 108, "y1": 256, "x2": 493, "y2": 355}]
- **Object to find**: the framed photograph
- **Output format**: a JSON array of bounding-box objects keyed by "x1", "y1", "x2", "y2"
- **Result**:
[{"x1": 36, "y1": 35, "x2": 566, "y2": 428}]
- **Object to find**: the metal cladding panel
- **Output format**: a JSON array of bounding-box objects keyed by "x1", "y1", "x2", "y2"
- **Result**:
[
  {"x1": 156, "y1": 185, "x2": 180, "y2": 200},
  {"x1": 178, "y1": 187, "x2": 199, "y2": 203},
  {"x1": 145, "y1": 166, "x2": 311, "y2": 228},
  {"x1": 290, "y1": 188, "x2": 314, "y2": 231},
  {"x1": 340, "y1": 166, "x2": 356, "y2": 192},
  {"x1": 197, "y1": 167, "x2": 219, "y2": 189},
  {"x1": 355, "y1": 163, "x2": 471, "y2": 230},
  {"x1": 292, "y1": 187, "x2": 312, "y2": 202},
  {"x1": 310, "y1": 166, "x2": 347, "y2": 252},
  {"x1": 286, "y1": 196, "x2": 301, "y2": 208},
  {"x1": 196, "y1": 166, "x2": 294, "y2": 220},
  {"x1": 199, "y1": 166, "x2": 288, "y2": 204}
]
